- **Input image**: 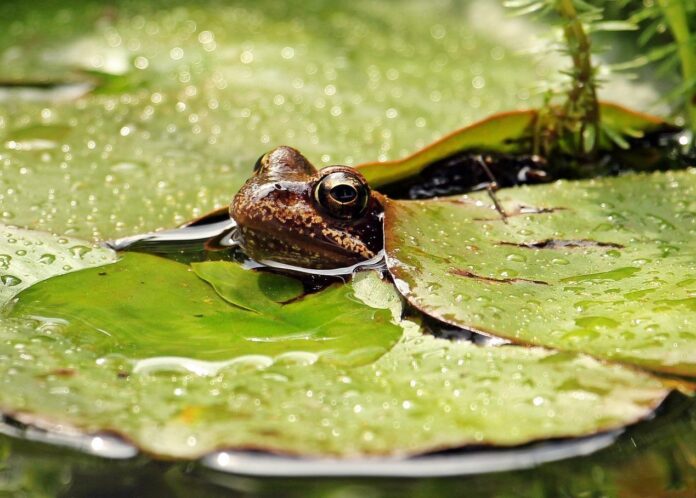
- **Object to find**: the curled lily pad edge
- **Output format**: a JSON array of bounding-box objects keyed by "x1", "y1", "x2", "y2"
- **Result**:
[{"x1": 356, "y1": 101, "x2": 672, "y2": 187}]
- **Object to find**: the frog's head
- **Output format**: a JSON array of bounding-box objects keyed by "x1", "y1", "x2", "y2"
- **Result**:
[{"x1": 231, "y1": 146, "x2": 383, "y2": 269}]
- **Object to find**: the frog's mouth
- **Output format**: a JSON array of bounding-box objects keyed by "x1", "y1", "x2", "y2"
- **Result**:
[{"x1": 235, "y1": 222, "x2": 378, "y2": 270}]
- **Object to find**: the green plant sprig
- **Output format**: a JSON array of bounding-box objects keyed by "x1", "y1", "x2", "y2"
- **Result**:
[
  {"x1": 504, "y1": 0, "x2": 623, "y2": 160},
  {"x1": 606, "y1": 0, "x2": 694, "y2": 137},
  {"x1": 655, "y1": 0, "x2": 695, "y2": 135},
  {"x1": 506, "y1": 0, "x2": 696, "y2": 157}
]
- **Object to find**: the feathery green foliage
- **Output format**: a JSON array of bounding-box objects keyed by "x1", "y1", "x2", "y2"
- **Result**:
[{"x1": 507, "y1": 0, "x2": 695, "y2": 149}]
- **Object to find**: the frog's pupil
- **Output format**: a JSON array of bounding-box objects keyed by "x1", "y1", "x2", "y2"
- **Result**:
[{"x1": 330, "y1": 184, "x2": 358, "y2": 203}]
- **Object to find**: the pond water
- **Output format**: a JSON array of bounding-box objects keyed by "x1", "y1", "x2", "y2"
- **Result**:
[{"x1": 0, "y1": 0, "x2": 694, "y2": 495}]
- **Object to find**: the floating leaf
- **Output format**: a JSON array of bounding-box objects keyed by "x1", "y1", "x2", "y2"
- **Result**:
[
  {"x1": 357, "y1": 111, "x2": 537, "y2": 187},
  {"x1": 385, "y1": 169, "x2": 696, "y2": 376},
  {"x1": 0, "y1": 225, "x2": 115, "y2": 307},
  {"x1": 10, "y1": 253, "x2": 401, "y2": 364},
  {"x1": 599, "y1": 101, "x2": 672, "y2": 146},
  {"x1": 0, "y1": 0, "x2": 555, "y2": 241},
  {"x1": 357, "y1": 103, "x2": 670, "y2": 188},
  {"x1": 0, "y1": 262, "x2": 668, "y2": 458}
]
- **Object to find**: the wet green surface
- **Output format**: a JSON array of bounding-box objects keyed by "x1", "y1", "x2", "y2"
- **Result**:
[
  {"x1": 0, "y1": 0, "x2": 550, "y2": 242},
  {"x1": 0, "y1": 227, "x2": 669, "y2": 460},
  {"x1": 385, "y1": 170, "x2": 696, "y2": 375},
  {"x1": 0, "y1": 393, "x2": 694, "y2": 497},
  {"x1": 0, "y1": 0, "x2": 694, "y2": 493},
  {"x1": 0, "y1": 225, "x2": 115, "y2": 305},
  {"x1": 10, "y1": 253, "x2": 402, "y2": 362},
  {"x1": 1, "y1": 263, "x2": 668, "y2": 457},
  {"x1": 0, "y1": 226, "x2": 669, "y2": 458}
]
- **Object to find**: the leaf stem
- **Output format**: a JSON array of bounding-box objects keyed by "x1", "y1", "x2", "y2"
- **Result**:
[{"x1": 556, "y1": 0, "x2": 600, "y2": 156}]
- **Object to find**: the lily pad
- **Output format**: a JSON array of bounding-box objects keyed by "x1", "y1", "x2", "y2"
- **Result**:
[
  {"x1": 0, "y1": 253, "x2": 669, "y2": 458},
  {"x1": 356, "y1": 110, "x2": 536, "y2": 187},
  {"x1": 192, "y1": 261, "x2": 304, "y2": 311},
  {"x1": 357, "y1": 102, "x2": 671, "y2": 187},
  {"x1": 385, "y1": 169, "x2": 696, "y2": 376},
  {"x1": 599, "y1": 101, "x2": 670, "y2": 142},
  {"x1": 10, "y1": 253, "x2": 401, "y2": 364},
  {"x1": 0, "y1": 225, "x2": 115, "y2": 306}
]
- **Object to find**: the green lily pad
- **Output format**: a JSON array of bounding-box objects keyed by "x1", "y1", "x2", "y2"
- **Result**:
[
  {"x1": 599, "y1": 101, "x2": 670, "y2": 146},
  {"x1": 385, "y1": 169, "x2": 696, "y2": 376},
  {"x1": 356, "y1": 110, "x2": 536, "y2": 187},
  {"x1": 0, "y1": 225, "x2": 115, "y2": 306},
  {"x1": 0, "y1": 252, "x2": 669, "y2": 458},
  {"x1": 192, "y1": 261, "x2": 304, "y2": 311},
  {"x1": 357, "y1": 102, "x2": 671, "y2": 187},
  {"x1": 10, "y1": 253, "x2": 401, "y2": 364}
]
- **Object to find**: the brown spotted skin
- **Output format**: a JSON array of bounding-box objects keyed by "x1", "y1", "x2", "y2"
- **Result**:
[{"x1": 231, "y1": 146, "x2": 384, "y2": 269}]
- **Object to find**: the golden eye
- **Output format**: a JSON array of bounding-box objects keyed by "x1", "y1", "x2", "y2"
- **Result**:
[{"x1": 313, "y1": 168, "x2": 370, "y2": 220}]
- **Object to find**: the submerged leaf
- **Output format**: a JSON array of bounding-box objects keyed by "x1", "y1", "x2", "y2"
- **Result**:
[
  {"x1": 192, "y1": 261, "x2": 304, "y2": 312},
  {"x1": 0, "y1": 261, "x2": 669, "y2": 458},
  {"x1": 385, "y1": 169, "x2": 696, "y2": 376}
]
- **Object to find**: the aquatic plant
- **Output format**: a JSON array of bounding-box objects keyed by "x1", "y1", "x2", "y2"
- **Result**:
[
  {"x1": 506, "y1": 0, "x2": 695, "y2": 155},
  {"x1": 615, "y1": 0, "x2": 696, "y2": 138}
]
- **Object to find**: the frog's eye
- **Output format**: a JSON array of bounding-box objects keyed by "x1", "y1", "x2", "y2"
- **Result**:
[
  {"x1": 313, "y1": 169, "x2": 370, "y2": 220},
  {"x1": 253, "y1": 153, "x2": 269, "y2": 173}
]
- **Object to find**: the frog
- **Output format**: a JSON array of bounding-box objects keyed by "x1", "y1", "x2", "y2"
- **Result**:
[
  {"x1": 108, "y1": 146, "x2": 385, "y2": 270},
  {"x1": 108, "y1": 113, "x2": 554, "y2": 268},
  {"x1": 230, "y1": 146, "x2": 384, "y2": 269}
]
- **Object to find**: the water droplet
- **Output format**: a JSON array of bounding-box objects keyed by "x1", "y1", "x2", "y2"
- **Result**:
[
  {"x1": 498, "y1": 268, "x2": 518, "y2": 278},
  {"x1": 70, "y1": 245, "x2": 92, "y2": 258},
  {"x1": 272, "y1": 351, "x2": 318, "y2": 367},
  {"x1": 1, "y1": 275, "x2": 21, "y2": 286},
  {"x1": 575, "y1": 316, "x2": 619, "y2": 330},
  {"x1": 39, "y1": 253, "x2": 56, "y2": 265},
  {"x1": 562, "y1": 329, "x2": 600, "y2": 341}
]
